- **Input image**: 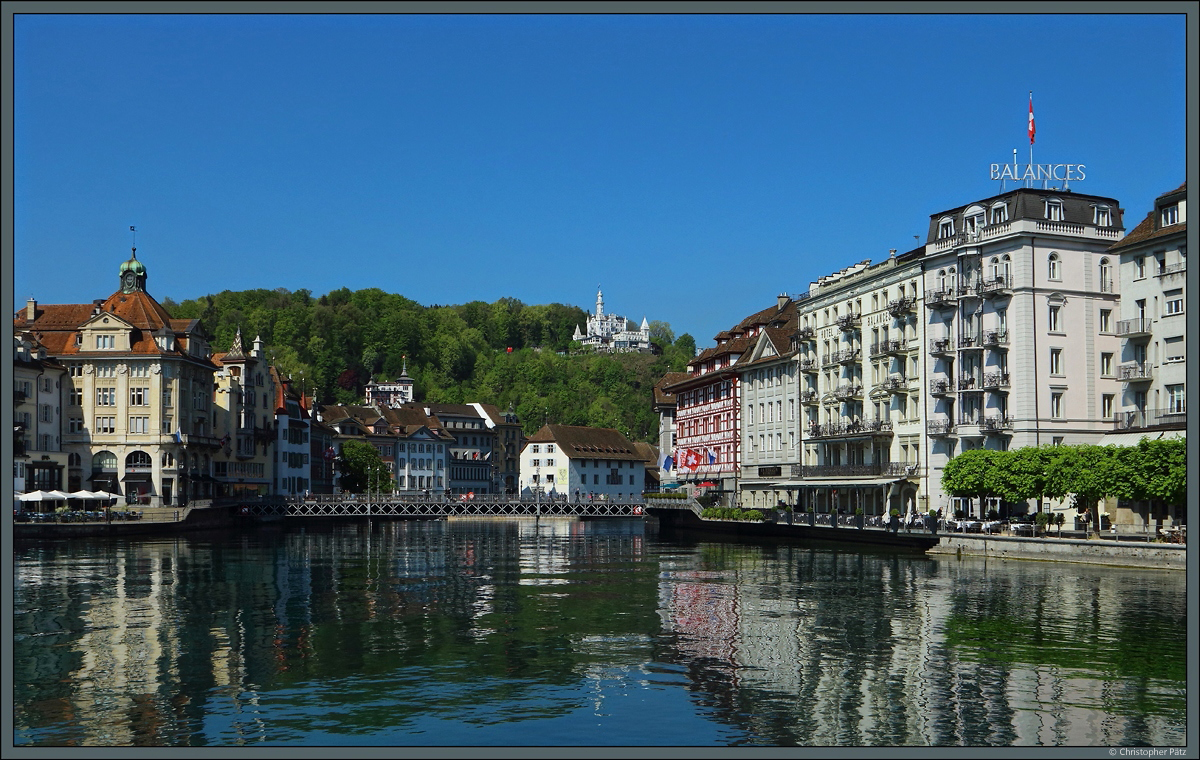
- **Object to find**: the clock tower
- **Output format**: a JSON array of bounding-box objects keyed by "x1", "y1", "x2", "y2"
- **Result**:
[{"x1": 119, "y1": 248, "x2": 147, "y2": 294}]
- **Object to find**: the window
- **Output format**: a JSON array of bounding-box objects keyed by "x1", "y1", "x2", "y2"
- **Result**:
[
  {"x1": 531, "y1": 459, "x2": 540, "y2": 467},
  {"x1": 130, "y1": 363, "x2": 149, "y2": 378},
  {"x1": 1045, "y1": 198, "x2": 1063, "y2": 221},
  {"x1": 1102, "y1": 394, "x2": 1114, "y2": 419},
  {"x1": 1166, "y1": 384, "x2": 1185, "y2": 414},
  {"x1": 39, "y1": 404, "x2": 54, "y2": 423},
  {"x1": 1164, "y1": 336, "x2": 1184, "y2": 363},
  {"x1": 1161, "y1": 204, "x2": 1179, "y2": 226},
  {"x1": 1047, "y1": 253, "x2": 1061, "y2": 280},
  {"x1": 95, "y1": 416, "x2": 115, "y2": 434},
  {"x1": 1052, "y1": 436, "x2": 1064, "y2": 446},
  {"x1": 130, "y1": 387, "x2": 149, "y2": 406},
  {"x1": 96, "y1": 334, "x2": 115, "y2": 349},
  {"x1": 547, "y1": 444, "x2": 555, "y2": 453},
  {"x1": 546, "y1": 458, "x2": 555, "y2": 467},
  {"x1": 1048, "y1": 304, "x2": 1061, "y2": 332},
  {"x1": 531, "y1": 445, "x2": 540, "y2": 454},
  {"x1": 129, "y1": 416, "x2": 149, "y2": 434},
  {"x1": 69, "y1": 365, "x2": 83, "y2": 377},
  {"x1": 990, "y1": 203, "x2": 1008, "y2": 224},
  {"x1": 1049, "y1": 348, "x2": 1062, "y2": 375},
  {"x1": 162, "y1": 416, "x2": 173, "y2": 434},
  {"x1": 69, "y1": 417, "x2": 84, "y2": 433},
  {"x1": 69, "y1": 388, "x2": 83, "y2": 406},
  {"x1": 1093, "y1": 205, "x2": 1111, "y2": 226},
  {"x1": 1099, "y1": 309, "x2": 1112, "y2": 333},
  {"x1": 1135, "y1": 256, "x2": 1146, "y2": 279},
  {"x1": 96, "y1": 387, "x2": 116, "y2": 406},
  {"x1": 1050, "y1": 393, "x2": 1063, "y2": 419},
  {"x1": 1100, "y1": 353, "x2": 1113, "y2": 376},
  {"x1": 938, "y1": 217, "x2": 954, "y2": 238},
  {"x1": 1165, "y1": 296, "x2": 1184, "y2": 315}
]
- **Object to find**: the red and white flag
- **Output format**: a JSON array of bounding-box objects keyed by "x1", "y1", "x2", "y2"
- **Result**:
[
  {"x1": 1028, "y1": 93, "x2": 1035, "y2": 145},
  {"x1": 682, "y1": 449, "x2": 702, "y2": 470}
]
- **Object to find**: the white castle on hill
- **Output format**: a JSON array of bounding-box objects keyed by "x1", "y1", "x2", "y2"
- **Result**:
[{"x1": 573, "y1": 287, "x2": 653, "y2": 353}]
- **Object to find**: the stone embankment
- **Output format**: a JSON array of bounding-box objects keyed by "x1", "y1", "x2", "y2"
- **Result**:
[{"x1": 927, "y1": 533, "x2": 1185, "y2": 570}]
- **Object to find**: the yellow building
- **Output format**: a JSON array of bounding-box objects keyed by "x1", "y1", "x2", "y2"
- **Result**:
[
  {"x1": 14, "y1": 250, "x2": 219, "y2": 506},
  {"x1": 212, "y1": 329, "x2": 276, "y2": 497}
]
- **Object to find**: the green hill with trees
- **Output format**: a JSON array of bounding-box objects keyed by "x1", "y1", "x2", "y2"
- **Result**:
[{"x1": 163, "y1": 287, "x2": 695, "y2": 442}]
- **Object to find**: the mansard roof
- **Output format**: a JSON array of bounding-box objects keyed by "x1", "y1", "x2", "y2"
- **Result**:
[{"x1": 925, "y1": 187, "x2": 1124, "y2": 242}]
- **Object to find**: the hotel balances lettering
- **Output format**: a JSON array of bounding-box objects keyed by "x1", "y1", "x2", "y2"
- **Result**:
[{"x1": 990, "y1": 163, "x2": 1086, "y2": 182}]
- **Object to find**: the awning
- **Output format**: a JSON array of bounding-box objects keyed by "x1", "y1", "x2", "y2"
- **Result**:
[
  {"x1": 794, "y1": 477, "x2": 905, "y2": 488},
  {"x1": 121, "y1": 472, "x2": 153, "y2": 483}
]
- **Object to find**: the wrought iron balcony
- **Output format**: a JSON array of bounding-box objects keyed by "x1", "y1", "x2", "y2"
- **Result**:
[
  {"x1": 795, "y1": 325, "x2": 815, "y2": 341},
  {"x1": 833, "y1": 383, "x2": 863, "y2": 400},
  {"x1": 886, "y1": 297, "x2": 916, "y2": 318},
  {"x1": 806, "y1": 418, "x2": 891, "y2": 439},
  {"x1": 834, "y1": 348, "x2": 861, "y2": 365},
  {"x1": 956, "y1": 417, "x2": 984, "y2": 435},
  {"x1": 1113, "y1": 407, "x2": 1186, "y2": 431},
  {"x1": 957, "y1": 374, "x2": 981, "y2": 391},
  {"x1": 871, "y1": 338, "x2": 908, "y2": 357},
  {"x1": 956, "y1": 282, "x2": 979, "y2": 298},
  {"x1": 800, "y1": 357, "x2": 820, "y2": 372},
  {"x1": 1099, "y1": 278, "x2": 1116, "y2": 293},
  {"x1": 982, "y1": 371, "x2": 1010, "y2": 389},
  {"x1": 821, "y1": 354, "x2": 839, "y2": 368},
  {"x1": 958, "y1": 334, "x2": 983, "y2": 349},
  {"x1": 1154, "y1": 261, "x2": 1186, "y2": 278},
  {"x1": 982, "y1": 415, "x2": 1013, "y2": 433},
  {"x1": 792, "y1": 462, "x2": 911, "y2": 479},
  {"x1": 1116, "y1": 319, "x2": 1153, "y2": 339},
  {"x1": 1118, "y1": 362, "x2": 1153, "y2": 382},
  {"x1": 929, "y1": 378, "x2": 955, "y2": 396},
  {"x1": 978, "y1": 275, "x2": 1012, "y2": 297},
  {"x1": 927, "y1": 419, "x2": 955, "y2": 436},
  {"x1": 800, "y1": 388, "x2": 819, "y2": 404},
  {"x1": 836, "y1": 313, "x2": 862, "y2": 332},
  {"x1": 982, "y1": 329, "x2": 1009, "y2": 347},
  {"x1": 924, "y1": 289, "x2": 958, "y2": 308},
  {"x1": 883, "y1": 375, "x2": 909, "y2": 393},
  {"x1": 929, "y1": 337, "x2": 954, "y2": 355}
]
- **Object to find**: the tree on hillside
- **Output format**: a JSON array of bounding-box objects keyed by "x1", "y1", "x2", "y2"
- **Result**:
[{"x1": 338, "y1": 440, "x2": 393, "y2": 494}]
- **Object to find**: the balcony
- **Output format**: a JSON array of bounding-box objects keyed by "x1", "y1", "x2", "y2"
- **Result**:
[
  {"x1": 883, "y1": 375, "x2": 910, "y2": 394},
  {"x1": 806, "y1": 418, "x2": 892, "y2": 439},
  {"x1": 837, "y1": 313, "x2": 862, "y2": 332},
  {"x1": 929, "y1": 337, "x2": 954, "y2": 355},
  {"x1": 1155, "y1": 261, "x2": 1186, "y2": 279},
  {"x1": 929, "y1": 378, "x2": 955, "y2": 396},
  {"x1": 833, "y1": 383, "x2": 863, "y2": 400},
  {"x1": 956, "y1": 417, "x2": 985, "y2": 437},
  {"x1": 886, "y1": 297, "x2": 916, "y2": 318},
  {"x1": 957, "y1": 374, "x2": 982, "y2": 391},
  {"x1": 982, "y1": 416, "x2": 1013, "y2": 434},
  {"x1": 927, "y1": 419, "x2": 955, "y2": 436},
  {"x1": 977, "y1": 275, "x2": 1012, "y2": 297},
  {"x1": 1118, "y1": 362, "x2": 1153, "y2": 383},
  {"x1": 791, "y1": 462, "x2": 910, "y2": 479},
  {"x1": 795, "y1": 325, "x2": 815, "y2": 342},
  {"x1": 1113, "y1": 407, "x2": 1186, "y2": 431},
  {"x1": 982, "y1": 329, "x2": 1009, "y2": 348},
  {"x1": 924, "y1": 289, "x2": 958, "y2": 309},
  {"x1": 1116, "y1": 319, "x2": 1153, "y2": 339},
  {"x1": 800, "y1": 388, "x2": 819, "y2": 405},
  {"x1": 958, "y1": 334, "x2": 983, "y2": 350},
  {"x1": 871, "y1": 338, "x2": 910, "y2": 357},
  {"x1": 1099, "y1": 278, "x2": 1116, "y2": 293},
  {"x1": 982, "y1": 371, "x2": 1010, "y2": 389},
  {"x1": 800, "y1": 357, "x2": 820, "y2": 373},
  {"x1": 834, "y1": 348, "x2": 861, "y2": 365},
  {"x1": 821, "y1": 354, "x2": 840, "y2": 368}
]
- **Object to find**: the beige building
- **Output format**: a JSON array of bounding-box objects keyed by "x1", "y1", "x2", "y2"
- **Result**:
[
  {"x1": 14, "y1": 250, "x2": 220, "y2": 505},
  {"x1": 13, "y1": 332, "x2": 69, "y2": 493},
  {"x1": 212, "y1": 329, "x2": 276, "y2": 497}
]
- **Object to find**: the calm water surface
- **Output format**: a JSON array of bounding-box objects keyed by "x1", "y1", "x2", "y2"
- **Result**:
[{"x1": 12, "y1": 518, "x2": 1186, "y2": 746}]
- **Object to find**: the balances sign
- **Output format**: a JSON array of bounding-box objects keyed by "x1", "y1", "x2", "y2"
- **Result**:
[{"x1": 990, "y1": 163, "x2": 1086, "y2": 182}]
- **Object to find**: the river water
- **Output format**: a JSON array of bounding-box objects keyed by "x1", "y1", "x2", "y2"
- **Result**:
[{"x1": 12, "y1": 518, "x2": 1186, "y2": 747}]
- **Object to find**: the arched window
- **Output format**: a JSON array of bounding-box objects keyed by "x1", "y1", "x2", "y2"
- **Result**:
[
  {"x1": 937, "y1": 269, "x2": 946, "y2": 292},
  {"x1": 938, "y1": 217, "x2": 955, "y2": 238},
  {"x1": 963, "y1": 205, "x2": 985, "y2": 236},
  {"x1": 990, "y1": 202, "x2": 1009, "y2": 225},
  {"x1": 92, "y1": 451, "x2": 117, "y2": 471},
  {"x1": 1048, "y1": 253, "x2": 1061, "y2": 281},
  {"x1": 1099, "y1": 257, "x2": 1112, "y2": 292},
  {"x1": 126, "y1": 451, "x2": 152, "y2": 468},
  {"x1": 989, "y1": 257, "x2": 1000, "y2": 280},
  {"x1": 68, "y1": 452, "x2": 82, "y2": 467},
  {"x1": 1002, "y1": 254, "x2": 1012, "y2": 280},
  {"x1": 1045, "y1": 198, "x2": 1064, "y2": 221}
]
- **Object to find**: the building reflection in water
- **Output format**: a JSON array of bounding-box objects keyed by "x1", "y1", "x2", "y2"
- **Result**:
[{"x1": 13, "y1": 523, "x2": 1184, "y2": 747}]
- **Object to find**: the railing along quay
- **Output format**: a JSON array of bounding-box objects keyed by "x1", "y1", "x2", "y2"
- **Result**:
[{"x1": 245, "y1": 494, "x2": 651, "y2": 519}]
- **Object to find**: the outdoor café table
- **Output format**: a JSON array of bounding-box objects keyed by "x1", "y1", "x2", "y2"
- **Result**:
[{"x1": 982, "y1": 521, "x2": 1001, "y2": 534}]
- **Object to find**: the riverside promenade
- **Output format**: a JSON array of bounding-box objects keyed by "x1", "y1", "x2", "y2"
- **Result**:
[{"x1": 928, "y1": 532, "x2": 1186, "y2": 570}]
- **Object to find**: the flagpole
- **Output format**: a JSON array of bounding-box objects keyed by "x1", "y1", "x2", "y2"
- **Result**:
[{"x1": 1028, "y1": 91, "x2": 1034, "y2": 189}]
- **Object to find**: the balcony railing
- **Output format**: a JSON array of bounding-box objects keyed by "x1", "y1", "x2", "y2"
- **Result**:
[
  {"x1": 957, "y1": 375, "x2": 981, "y2": 391},
  {"x1": 1118, "y1": 362, "x2": 1153, "y2": 382},
  {"x1": 1099, "y1": 278, "x2": 1115, "y2": 293},
  {"x1": 833, "y1": 383, "x2": 863, "y2": 400},
  {"x1": 871, "y1": 338, "x2": 908, "y2": 356},
  {"x1": 837, "y1": 313, "x2": 862, "y2": 331},
  {"x1": 925, "y1": 289, "x2": 957, "y2": 308},
  {"x1": 978, "y1": 275, "x2": 1012, "y2": 297},
  {"x1": 929, "y1": 378, "x2": 955, "y2": 395},
  {"x1": 883, "y1": 376, "x2": 909, "y2": 393},
  {"x1": 821, "y1": 354, "x2": 840, "y2": 368},
  {"x1": 834, "y1": 348, "x2": 861, "y2": 364},
  {"x1": 795, "y1": 325, "x2": 815, "y2": 341},
  {"x1": 1116, "y1": 318, "x2": 1153, "y2": 338},
  {"x1": 982, "y1": 329, "x2": 1009, "y2": 347},
  {"x1": 791, "y1": 462, "x2": 910, "y2": 479},
  {"x1": 927, "y1": 419, "x2": 954, "y2": 436},
  {"x1": 958, "y1": 334, "x2": 983, "y2": 349},
  {"x1": 800, "y1": 357, "x2": 820, "y2": 372},
  {"x1": 1155, "y1": 261, "x2": 1186, "y2": 277},
  {"x1": 982, "y1": 371, "x2": 1010, "y2": 389},
  {"x1": 929, "y1": 337, "x2": 954, "y2": 355},
  {"x1": 886, "y1": 297, "x2": 916, "y2": 318},
  {"x1": 800, "y1": 389, "x2": 819, "y2": 404},
  {"x1": 1112, "y1": 407, "x2": 1186, "y2": 431},
  {"x1": 806, "y1": 418, "x2": 892, "y2": 439},
  {"x1": 982, "y1": 415, "x2": 1013, "y2": 433}
]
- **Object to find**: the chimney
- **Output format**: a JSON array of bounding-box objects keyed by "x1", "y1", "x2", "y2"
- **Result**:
[
  {"x1": 777, "y1": 293, "x2": 788, "y2": 310},
  {"x1": 25, "y1": 298, "x2": 36, "y2": 322},
  {"x1": 93, "y1": 299, "x2": 104, "y2": 315}
]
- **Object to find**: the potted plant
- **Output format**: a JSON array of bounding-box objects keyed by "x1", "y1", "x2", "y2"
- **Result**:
[
  {"x1": 855, "y1": 506, "x2": 865, "y2": 529},
  {"x1": 806, "y1": 503, "x2": 815, "y2": 526},
  {"x1": 927, "y1": 508, "x2": 939, "y2": 535},
  {"x1": 1054, "y1": 511, "x2": 1065, "y2": 536},
  {"x1": 889, "y1": 508, "x2": 901, "y2": 532},
  {"x1": 1035, "y1": 511, "x2": 1051, "y2": 537}
]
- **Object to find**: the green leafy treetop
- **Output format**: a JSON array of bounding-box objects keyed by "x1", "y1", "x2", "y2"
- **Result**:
[{"x1": 338, "y1": 440, "x2": 393, "y2": 494}]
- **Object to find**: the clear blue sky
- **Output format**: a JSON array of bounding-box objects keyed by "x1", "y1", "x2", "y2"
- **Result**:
[{"x1": 13, "y1": 12, "x2": 1188, "y2": 347}]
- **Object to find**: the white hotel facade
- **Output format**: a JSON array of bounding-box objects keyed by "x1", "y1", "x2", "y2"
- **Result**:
[{"x1": 669, "y1": 184, "x2": 1185, "y2": 523}]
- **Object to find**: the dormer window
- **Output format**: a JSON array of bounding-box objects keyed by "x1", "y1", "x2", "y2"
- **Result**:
[
  {"x1": 1044, "y1": 198, "x2": 1064, "y2": 221},
  {"x1": 1161, "y1": 203, "x2": 1179, "y2": 227},
  {"x1": 990, "y1": 203, "x2": 1009, "y2": 224},
  {"x1": 1093, "y1": 204, "x2": 1111, "y2": 226},
  {"x1": 963, "y1": 206, "x2": 985, "y2": 236},
  {"x1": 938, "y1": 217, "x2": 955, "y2": 238}
]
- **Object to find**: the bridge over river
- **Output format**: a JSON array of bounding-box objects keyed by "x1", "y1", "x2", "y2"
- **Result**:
[{"x1": 240, "y1": 494, "x2": 655, "y2": 520}]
